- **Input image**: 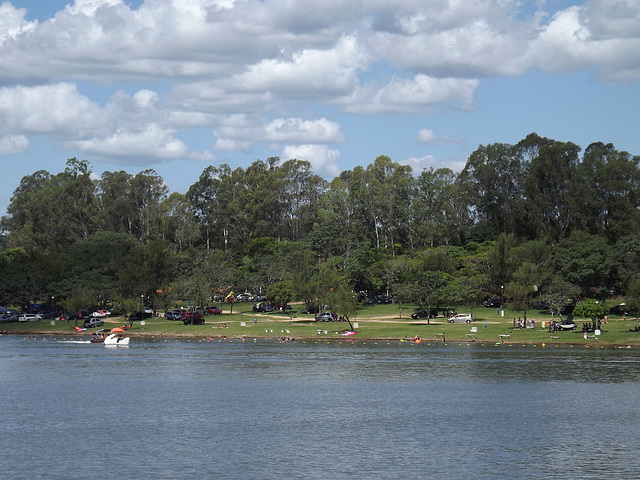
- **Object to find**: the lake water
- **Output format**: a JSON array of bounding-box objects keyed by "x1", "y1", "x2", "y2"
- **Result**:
[{"x1": 1, "y1": 335, "x2": 639, "y2": 479}]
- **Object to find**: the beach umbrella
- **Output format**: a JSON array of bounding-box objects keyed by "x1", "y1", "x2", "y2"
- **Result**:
[{"x1": 111, "y1": 327, "x2": 125, "y2": 333}]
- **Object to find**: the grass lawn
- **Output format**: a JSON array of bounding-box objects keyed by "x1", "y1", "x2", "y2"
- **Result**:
[{"x1": 3, "y1": 300, "x2": 639, "y2": 346}]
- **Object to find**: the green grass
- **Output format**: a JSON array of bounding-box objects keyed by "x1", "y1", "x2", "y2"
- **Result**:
[{"x1": 3, "y1": 301, "x2": 639, "y2": 345}]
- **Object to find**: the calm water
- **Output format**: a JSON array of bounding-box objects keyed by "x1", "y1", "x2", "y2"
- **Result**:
[{"x1": 1, "y1": 335, "x2": 639, "y2": 479}]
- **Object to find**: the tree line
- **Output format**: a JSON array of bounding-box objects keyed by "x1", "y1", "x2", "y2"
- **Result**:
[{"x1": 1, "y1": 132, "x2": 640, "y2": 319}]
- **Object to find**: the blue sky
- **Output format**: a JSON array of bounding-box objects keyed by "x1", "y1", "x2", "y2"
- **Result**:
[{"x1": 1, "y1": 0, "x2": 639, "y2": 217}]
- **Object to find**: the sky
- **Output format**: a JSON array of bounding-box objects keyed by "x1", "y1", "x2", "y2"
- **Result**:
[{"x1": 0, "y1": 0, "x2": 639, "y2": 216}]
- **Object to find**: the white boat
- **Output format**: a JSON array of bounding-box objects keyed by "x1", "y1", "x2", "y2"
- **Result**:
[{"x1": 103, "y1": 333, "x2": 130, "y2": 346}]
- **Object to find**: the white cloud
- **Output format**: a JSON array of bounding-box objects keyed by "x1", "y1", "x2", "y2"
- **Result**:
[
  {"x1": 232, "y1": 36, "x2": 369, "y2": 99},
  {"x1": 399, "y1": 154, "x2": 439, "y2": 172},
  {"x1": 213, "y1": 115, "x2": 345, "y2": 152},
  {"x1": 338, "y1": 75, "x2": 479, "y2": 114},
  {"x1": 67, "y1": 123, "x2": 190, "y2": 161},
  {"x1": 0, "y1": 83, "x2": 107, "y2": 135},
  {"x1": 264, "y1": 118, "x2": 345, "y2": 143},
  {"x1": 0, "y1": 3, "x2": 38, "y2": 45},
  {"x1": 0, "y1": 0, "x2": 637, "y2": 169},
  {"x1": 529, "y1": 3, "x2": 640, "y2": 82},
  {"x1": 0, "y1": 82, "x2": 213, "y2": 162},
  {"x1": 400, "y1": 153, "x2": 467, "y2": 173},
  {"x1": 282, "y1": 144, "x2": 341, "y2": 178},
  {"x1": 416, "y1": 129, "x2": 464, "y2": 146},
  {"x1": 0, "y1": 135, "x2": 29, "y2": 155}
]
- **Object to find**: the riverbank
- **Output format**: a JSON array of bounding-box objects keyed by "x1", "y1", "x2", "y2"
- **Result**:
[{"x1": 2, "y1": 311, "x2": 640, "y2": 346}]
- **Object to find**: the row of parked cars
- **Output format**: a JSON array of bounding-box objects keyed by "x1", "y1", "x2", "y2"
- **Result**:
[
  {"x1": 164, "y1": 306, "x2": 222, "y2": 325},
  {"x1": 410, "y1": 309, "x2": 474, "y2": 323}
]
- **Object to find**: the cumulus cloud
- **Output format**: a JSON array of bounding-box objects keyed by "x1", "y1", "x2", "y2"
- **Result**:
[
  {"x1": 0, "y1": 0, "x2": 637, "y2": 167},
  {"x1": 213, "y1": 115, "x2": 345, "y2": 152},
  {"x1": 416, "y1": 129, "x2": 465, "y2": 146},
  {"x1": 0, "y1": 82, "x2": 212, "y2": 161},
  {"x1": 232, "y1": 36, "x2": 368, "y2": 99},
  {"x1": 400, "y1": 153, "x2": 467, "y2": 173},
  {"x1": 338, "y1": 75, "x2": 479, "y2": 114},
  {"x1": 0, "y1": 2, "x2": 37, "y2": 45},
  {"x1": 0, "y1": 83, "x2": 106, "y2": 135},
  {"x1": 0, "y1": 135, "x2": 29, "y2": 155},
  {"x1": 399, "y1": 154, "x2": 440, "y2": 173},
  {"x1": 282, "y1": 144, "x2": 341, "y2": 178}
]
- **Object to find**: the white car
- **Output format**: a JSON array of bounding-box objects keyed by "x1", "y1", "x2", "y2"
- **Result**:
[
  {"x1": 90, "y1": 310, "x2": 111, "y2": 318},
  {"x1": 448, "y1": 313, "x2": 473, "y2": 324},
  {"x1": 18, "y1": 313, "x2": 42, "y2": 322}
]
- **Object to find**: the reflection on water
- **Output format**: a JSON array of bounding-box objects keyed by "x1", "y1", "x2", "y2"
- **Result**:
[{"x1": 0, "y1": 336, "x2": 639, "y2": 479}]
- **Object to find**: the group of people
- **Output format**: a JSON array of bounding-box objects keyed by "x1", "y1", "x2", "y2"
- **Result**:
[
  {"x1": 582, "y1": 320, "x2": 601, "y2": 332},
  {"x1": 513, "y1": 318, "x2": 535, "y2": 329},
  {"x1": 548, "y1": 320, "x2": 561, "y2": 332}
]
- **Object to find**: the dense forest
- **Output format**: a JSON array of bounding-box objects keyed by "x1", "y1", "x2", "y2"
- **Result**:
[{"x1": 2, "y1": 132, "x2": 640, "y2": 318}]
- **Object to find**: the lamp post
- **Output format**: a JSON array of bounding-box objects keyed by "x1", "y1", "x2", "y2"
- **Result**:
[
  {"x1": 501, "y1": 285, "x2": 504, "y2": 317},
  {"x1": 140, "y1": 294, "x2": 145, "y2": 326}
]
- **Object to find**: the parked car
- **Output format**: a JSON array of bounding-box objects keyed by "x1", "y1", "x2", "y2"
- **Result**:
[
  {"x1": 129, "y1": 311, "x2": 153, "y2": 321},
  {"x1": 254, "y1": 294, "x2": 267, "y2": 302},
  {"x1": 253, "y1": 303, "x2": 274, "y2": 313},
  {"x1": 277, "y1": 304, "x2": 293, "y2": 313},
  {"x1": 301, "y1": 304, "x2": 319, "y2": 314},
  {"x1": 316, "y1": 312, "x2": 334, "y2": 322},
  {"x1": 373, "y1": 294, "x2": 392, "y2": 304},
  {"x1": 448, "y1": 313, "x2": 473, "y2": 324},
  {"x1": 83, "y1": 318, "x2": 104, "y2": 328},
  {"x1": 90, "y1": 309, "x2": 111, "y2": 318},
  {"x1": 18, "y1": 313, "x2": 42, "y2": 322},
  {"x1": 609, "y1": 303, "x2": 629, "y2": 316},
  {"x1": 484, "y1": 298, "x2": 501, "y2": 308},
  {"x1": 205, "y1": 306, "x2": 221, "y2": 315},
  {"x1": 557, "y1": 319, "x2": 577, "y2": 330},
  {"x1": 165, "y1": 309, "x2": 185, "y2": 321},
  {"x1": 411, "y1": 308, "x2": 438, "y2": 320},
  {"x1": 181, "y1": 312, "x2": 205, "y2": 325},
  {"x1": 0, "y1": 313, "x2": 19, "y2": 323},
  {"x1": 236, "y1": 293, "x2": 253, "y2": 302}
]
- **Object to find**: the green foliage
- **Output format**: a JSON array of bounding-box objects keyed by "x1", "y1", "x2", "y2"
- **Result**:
[
  {"x1": 572, "y1": 298, "x2": 608, "y2": 321},
  {"x1": 542, "y1": 279, "x2": 581, "y2": 319},
  {"x1": 1, "y1": 134, "x2": 640, "y2": 312},
  {"x1": 266, "y1": 281, "x2": 293, "y2": 307},
  {"x1": 626, "y1": 279, "x2": 640, "y2": 320}
]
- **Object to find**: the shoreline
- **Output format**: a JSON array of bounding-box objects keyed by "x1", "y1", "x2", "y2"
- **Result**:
[{"x1": 2, "y1": 328, "x2": 636, "y2": 348}]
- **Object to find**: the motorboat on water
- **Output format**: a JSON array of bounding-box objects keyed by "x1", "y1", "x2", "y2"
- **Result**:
[
  {"x1": 103, "y1": 333, "x2": 130, "y2": 346},
  {"x1": 90, "y1": 328, "x2": 110, "y2": 343}
]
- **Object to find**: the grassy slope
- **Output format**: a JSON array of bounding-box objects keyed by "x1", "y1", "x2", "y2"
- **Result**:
[{"x1": 2, "y1": 301, "x2": 639, "y2": 345}]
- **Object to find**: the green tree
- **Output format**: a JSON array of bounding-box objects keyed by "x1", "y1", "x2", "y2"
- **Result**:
[
  {"x1": 505, "y1": 262, "x2": 540, "y2": 322},
  {"x1": 60, "y1": 287, "x2": 93, "y2": 328},
  {"x1": 572, "y1": 298, "x2": 608, "y2": 325},
  {"x1": 326, "y1": 278, "x2": 358, "y2": 331},
  {"x1": 578, "y1": 142, "x2": 640, "y2": 242},
  {"x1": 552, "y1": 231, "x2": 614, "y2": 298},
  {"x1": 542, "y1": 279, "x2": 581, "y2": 321},
  {"x1": 626, "y1": 278, "x2": 640, "y2": 321},
  {"x1": 458, "y1": 142, "x2": 527, "y2": 238},
  {"x1": 487, "y1": 233, "x2": 518, "y2": 298},
  {"x1": 524, "y1": 140, "x2": 581, "y2": 241},
  {"x1": 266, "y1": 281, "x2": 293, "y2": 309}
]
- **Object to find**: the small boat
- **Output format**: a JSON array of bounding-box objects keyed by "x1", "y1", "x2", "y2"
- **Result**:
[
  {"x1": 90, "y1": 328, "x2": 110, "y2": 343},
  {"x1": 103, "y1": 333, "x2": 130, "y2": 346}
]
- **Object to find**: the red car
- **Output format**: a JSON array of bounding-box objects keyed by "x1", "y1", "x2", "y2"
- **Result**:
[
  {"x1": 181, "y1": 312, "x2": 205, "y2": 325},
  {"x1": 205, "y1": 306, "x2": 221, "y2": 315}
]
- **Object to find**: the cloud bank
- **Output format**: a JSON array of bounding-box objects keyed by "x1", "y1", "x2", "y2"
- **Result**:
[{"x1": 0, "y1": 0, "x2": 637, "y2": 174}]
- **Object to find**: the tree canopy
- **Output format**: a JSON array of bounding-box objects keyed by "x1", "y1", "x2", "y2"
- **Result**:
[{"x1": 1, "y1": 134, "x2": 639, "y2": 314}]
